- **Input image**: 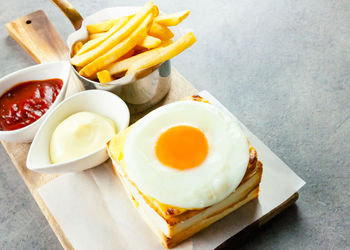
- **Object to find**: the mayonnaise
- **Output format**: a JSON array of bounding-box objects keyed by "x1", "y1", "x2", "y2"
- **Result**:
[{"x1": 50, "y1": 111, "x2": 116, "y2": 164}]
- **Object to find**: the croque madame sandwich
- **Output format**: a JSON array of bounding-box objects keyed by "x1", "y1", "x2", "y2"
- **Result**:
[{"x1": 107, "y1": 95, "x2": 263, "y2": 248}]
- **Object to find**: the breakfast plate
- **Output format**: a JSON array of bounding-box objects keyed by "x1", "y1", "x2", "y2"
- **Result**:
[{"x1": 3, "y1": 4, "x2": 304, "y2": 250}]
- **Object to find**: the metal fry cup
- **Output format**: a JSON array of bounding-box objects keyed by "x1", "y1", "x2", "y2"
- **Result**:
[{"x1": 65, "y1": 6, "x2": 172, "y2": 114}]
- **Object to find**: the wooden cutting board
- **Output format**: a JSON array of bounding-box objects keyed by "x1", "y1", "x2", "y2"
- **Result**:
[{"x1": 4, "y1": 10, "x2": 298, "y2": 250}]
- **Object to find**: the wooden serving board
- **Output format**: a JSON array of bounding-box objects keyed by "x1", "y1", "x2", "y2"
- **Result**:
[{"x1": 4, "y1": 10, "x2": 298, "y2": 250}]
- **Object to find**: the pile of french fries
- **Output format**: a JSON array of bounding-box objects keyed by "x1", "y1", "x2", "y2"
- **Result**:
[{"x1": 70, "y1": 1, "x2": 196, "y2": 84}]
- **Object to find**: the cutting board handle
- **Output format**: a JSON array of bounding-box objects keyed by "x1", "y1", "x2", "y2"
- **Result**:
[
  {"x1": 51, "y1": 0, "x2": 83, "y2": 30},
  {"x1": 6, "y1": 10, "x2": 69, "y2": 63}
]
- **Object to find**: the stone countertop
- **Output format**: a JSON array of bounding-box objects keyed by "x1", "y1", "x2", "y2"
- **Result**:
[{"x1": 0, "y1": 0, "x2": 349, "y2": 249}]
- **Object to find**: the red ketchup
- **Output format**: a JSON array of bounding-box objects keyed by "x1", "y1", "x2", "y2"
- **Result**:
[{"x1": 0, "y1": 78, "x2": 63, "y2": 131}]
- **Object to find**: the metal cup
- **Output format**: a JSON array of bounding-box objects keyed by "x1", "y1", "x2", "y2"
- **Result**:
[
  {"x1": 52, "y1": 1, "x2": 171, "y2": 113},
  {"x1": 72, "y1": 60, "x2": 171, "y2": 114}
]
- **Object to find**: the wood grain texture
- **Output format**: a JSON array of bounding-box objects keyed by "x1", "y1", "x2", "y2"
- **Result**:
[
  {"x1": 4, "y1": 10, "x2": 81, "y2": 250},
  {"x1": 5, "y1": 10, "x2": 68, "y2": 63},
  {"x1": 3, "y1": 10, "x2": 297, "y2": 250}
]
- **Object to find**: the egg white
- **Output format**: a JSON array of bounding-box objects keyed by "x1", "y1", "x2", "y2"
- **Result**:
[{"x1": 123, "y1": 101, "x2": 249, "y2": 209}]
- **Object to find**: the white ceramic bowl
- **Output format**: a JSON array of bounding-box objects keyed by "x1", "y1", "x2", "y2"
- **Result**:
[
  {"x1": 0, "y1": 61, "x2": 71, "y2": 142},
  {"x1": 27, "y1": 89, "x2": 130, "y2": 173}
]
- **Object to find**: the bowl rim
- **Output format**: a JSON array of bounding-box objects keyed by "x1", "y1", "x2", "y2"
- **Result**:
[
  {"x1": 27, "y1": 89, "x2": 130, "y2": 171},
  {"x1": 0, "y1": 61, "x2": 71, "y2": 136},
  {"x1": 70, "y1": 61, "x2": 166, "y2": 89}
]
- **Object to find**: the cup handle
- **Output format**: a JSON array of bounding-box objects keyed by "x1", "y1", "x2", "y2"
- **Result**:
[{"x1": 51, "y1": 0, "x2": 83, "y2": 30}]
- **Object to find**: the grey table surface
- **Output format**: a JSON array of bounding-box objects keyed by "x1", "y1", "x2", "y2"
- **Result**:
[{"x1": 0, "y1": 0, "x2": 349, "y2": 249}]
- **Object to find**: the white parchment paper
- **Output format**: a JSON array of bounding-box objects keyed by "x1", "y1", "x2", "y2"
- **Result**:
[{"x1": 38, "y1": 90, "x2": 305, "y2": 250}]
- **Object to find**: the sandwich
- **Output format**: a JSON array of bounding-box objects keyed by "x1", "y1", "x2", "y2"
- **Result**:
[{"x1": 107, "y1": 95, "x2": 263, "y2": 248}]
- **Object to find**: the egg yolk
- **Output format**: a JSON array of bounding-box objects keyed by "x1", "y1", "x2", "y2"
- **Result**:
[{"x1": 155, "y1": 125, "x2": 208, "y2": 170}]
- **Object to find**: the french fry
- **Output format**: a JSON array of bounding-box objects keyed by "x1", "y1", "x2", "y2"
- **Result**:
[
  {"x1": 75, "y1": 66, "x2": 83, "y2": 72},
  {"x1": 89, "y1": 32, "x2": 107, "y2": 40},
  {"x1": 89, "y1": 49, "x2": 135, "y2": 79},
  {"x1": 97, "y1": 70, "x2": 114, "y2": 84},
  {"x1": 155, "y1": 10, "x2": 190, "y2": 26},
  {"x1": 106, "y1": 49, "x2": 157, "y2": 75},
  {"x1": 87, "y1": 18, "x2": 121, "y2": 34},
  {"x1": 71, "y1": 2, "x2": 195, "y2": 82},
  {"x1": 78, "y1": 16, "x2": 129, "y2": 56},
  {"x1": 71, "y1": 1, "x2": 156, "y2": 67},
  {"x1": 138, "y1": 35, "x2": 161, "y2": 49},
  {"x1": 149, "y1": 22, "x2": 174, "y2": 41},
  {"x1": 105, "y1": 39, "x2": 173, "y2": 76},
  {"x1": 127, "y1": 32, "x2": 196, "y2": 74},
  {"x1": 79, "y1": 14, "x2": 153, "y2": 78},
  {"x1": 87, "y1": 15, "x2": 135, "y2": 38},
  {"x1": 120, "y1": 49, "x2": 135, "y2": 60},
  {"x1": 159, "y1": 39, "x2": 173, "y2": 47},
  {"x1": 71, "y1": 42, "x2": 83, "y2": 57},
  {"x1": 152, "y1": 4, "x2": 159, "y2": 17}
]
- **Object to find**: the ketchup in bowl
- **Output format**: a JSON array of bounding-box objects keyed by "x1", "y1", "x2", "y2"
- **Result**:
[{"x1": 0, "y1": 78, "x2": 63, "y2": 131}]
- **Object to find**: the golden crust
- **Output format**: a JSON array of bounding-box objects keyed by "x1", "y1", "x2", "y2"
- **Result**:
[
  {"x1": 110, "y1": 160, "x2": 262, "y2": 248},
  {"x1": 161, "y1": 181, "x2": 261, "y2": 248}
]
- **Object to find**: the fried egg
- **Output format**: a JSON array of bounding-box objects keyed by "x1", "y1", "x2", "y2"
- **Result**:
[{"x1": 123, "y1": 101, "x2": 249, "y2": 209}]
